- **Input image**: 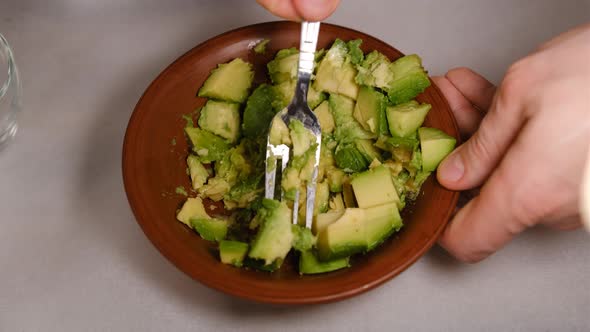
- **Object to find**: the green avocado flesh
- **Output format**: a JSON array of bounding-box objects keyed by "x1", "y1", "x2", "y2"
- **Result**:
[{"x1": 174, "y1": 39, "x2": 456, "y2": 274}]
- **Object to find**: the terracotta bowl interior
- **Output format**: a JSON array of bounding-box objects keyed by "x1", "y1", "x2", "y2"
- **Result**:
[{"x1": 123, "y1": 21, "x2": 460, "y2": 304}]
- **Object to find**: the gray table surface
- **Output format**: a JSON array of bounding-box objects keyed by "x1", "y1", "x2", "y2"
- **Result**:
[{"x1": 1, "y1": 1, "x2": 589, "y2": 331}]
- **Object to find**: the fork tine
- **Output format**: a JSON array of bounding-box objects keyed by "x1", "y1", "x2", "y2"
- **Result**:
[
  {"x1": 292, "y1": 189, "x2": 300, "y2": 226},
  {"x1": 305, "y1": 135, "x2": 322, "y2": 229},
  {"x1": 277, "y1": 145, "x2": 299, "y2": 225},
  {"x1": 280, "y1": 148, "x2": 290, "y2": 200},
  {"x1": 305, "y1": 183, "x2": 314, "y2": 229},
  {"x1": 265, "y1": 143, "x2": 277, "y2": 200},
  {"x1": 265, "y1": 142, "x2": 291, "y2": 201}
]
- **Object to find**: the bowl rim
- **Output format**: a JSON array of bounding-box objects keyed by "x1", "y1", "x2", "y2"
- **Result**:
[{"x1": 122, "y1": 20, "x2": 461, "y2": 305}]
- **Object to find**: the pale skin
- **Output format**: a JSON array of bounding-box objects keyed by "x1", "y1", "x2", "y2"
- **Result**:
[
  {"x1": 256, "y1": 0, "x2": 340, "y2": 21},
  {"x1": 258, "y1": 0, "x2": 590, "y2": 263}
]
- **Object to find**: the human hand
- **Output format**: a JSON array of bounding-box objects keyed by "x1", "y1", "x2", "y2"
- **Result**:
[
  {"x1": 432, "y1": 23, "x2": 590, "y2": 263},
  {"x1": 256, "y1": 0, "x2": 340, "y2": 21}
]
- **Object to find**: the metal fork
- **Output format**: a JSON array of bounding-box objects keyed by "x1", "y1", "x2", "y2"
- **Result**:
[{"x1": 265, "y1": 22, "x2": 322, "y2": 229}]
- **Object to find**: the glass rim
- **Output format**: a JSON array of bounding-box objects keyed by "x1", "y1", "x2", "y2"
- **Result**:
[{"x1": 0, "y1": 33, "x2": 16, "y2": 101}]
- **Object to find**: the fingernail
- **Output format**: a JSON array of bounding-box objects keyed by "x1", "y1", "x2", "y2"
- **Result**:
[{"x1": 440, "y1": 151, "x2": 464, "y2": 182}]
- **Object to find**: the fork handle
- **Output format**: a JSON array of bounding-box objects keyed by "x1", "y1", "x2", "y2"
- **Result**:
[
  {"x1": 298, "y1": 22, "x2": 320, "y2": 75},
  {"x1": 290, "y1": 22, "x2": 320, "y2": 108}
]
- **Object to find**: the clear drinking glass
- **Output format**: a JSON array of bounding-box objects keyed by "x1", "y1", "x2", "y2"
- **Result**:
[{"x1": 0, "y1": 33, "x2": 21, "y2": 150}]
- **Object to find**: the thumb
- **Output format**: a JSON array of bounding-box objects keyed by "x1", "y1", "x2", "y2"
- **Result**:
[
  {"x1": 438, "y1": 166, "x2": 525, "y2": 262},
  {"x1": 292, "y1": 0, "x2": 340, "y2": 21},
  {"x1": 437, "y1": 84, "x2": 526, "y2": 190}
]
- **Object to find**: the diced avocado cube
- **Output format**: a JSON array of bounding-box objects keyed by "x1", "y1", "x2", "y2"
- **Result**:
[
  {"x1": 313, "y1": 210, "x2": 344, "y2": 235},
  {"x1": 273, "y1": 79, "x2": 296, "y2": 110},
  {"x1": 224, "y1": 174, "x2": 263, "y2": 210},
  {"x1": 353, "y1": 86, "x2": 388, "y2": 135},
  {"x1": 386, "y1": 135, "x2": 420, "y2": 151},
  {"x1": 298, "y1": 249, "x2": 350, "y2": 275},
  {"x1": 314, "y1": 48, "x2": 326, "y2": 62},
  {"x1": 313, "y1": 100, "x2": 335, "y2": 134},
  {"x1": 387, "y1": 55, "x2": 431, "y2": 105},
  {"x1": 289, "y1": 119, "x2": 316, "y2": 157},
  {"x1": 198, "y1": 100, "x2": 241, "y2": 143},
  {"x1": 281, "y1": 167, "x2": 301, "y2": 201},
  {"x1": 288, "y1": 144, "x2": 314, "y2": 171},
  {"x1": 298, "y1": 146, "x2": 319, "y2": 183},
  {"x1": 408, "y1": 147, "x2": 423, "y2": 173},
  {"x1": 351, "y1": 166, "x2": 400, "y2": 208},
  {"x1": 314, "y1": 39, "x2": 347, "y2": 90},
  {"x1": 355, "y1": 139, "x2": 382, "y2": 164},
  {"x1": 190, "y1": 217, "x2": 228, "y2": 242},
  {"x1": 314, "y1": 39, "x2": 360, "y2": 100},
  {"x1": 326, "y1": 167, "x2": 346, "y2": 193},
  {"x1": 267, "y1": 48, "x2": 299, "y2": 83},
  {"x1": 321, "y1": 38, "x2": 350, "y2": 59},
  {"x1": 269, "y1": 117, "x2": 292, "y2": 146},
  {"x1": 317, "y1": 208, "x2": 367, "y2": 261},
  {"x1": 273, "y1": 80, "x2": 326, "y2": 110},
  {"x1": 242, "y1": 84, "x2": 279, "y2": 138},
  {"x1": 386, "y1": 101, "x2": 431, "y2": 138},
  {"x1": 307, "y1": 85, "x2": 327, "y2": 109},
  {"x1": 346, "y1": 39, "x2": 364, "y2": 65},
  {"x1": 184, "y1": 127, "x2": 231, "y2": 163},
  {"x1": 219, "y1": 240, "x2": 249, "y2": 267},
  {"x1": 364, "y1": 202, "x2": 402, "y2": 251},
  {"x1": 314, "y1": 61, "x2": 339, "y2": 96},
  {"x1": 328, "y1": 192, "x2": 345, "y2": 211},
  {"x1": 176, "y1": 197, "x2": 211, "y2": 227},
  {"x1": 334, "y1": 142, "x2": 370, "y2": 173},
  {"x1": 418, "y1": 127, "x2": 457, "y2": 172},
  {"x1": 329, "y1": 94, "x2": 374, "y2": 143},
  {"x1": 198, "y1": 58, "x2": 254, "y2": 103},
  {"x1": 317, "y1": 149, "x2": 333, "y2": 183},
  {"x1": 337, "y1": 61, "x2": 360, "y2": 100},
  {"x1": 314, "y1": 181, "x2": 330, "y2": 215},
  {"x1": 198, "y1": 177, "x2": 230, "y2": 201},
  {"x1": 355, "y1": 50, "x2": 394, "y2": 89},
  {"x1": 388, "y1": 71, "x2": 431, "y2": 105},
  {"x1": 187, "y1": 155, "x2": 209, "y2": 190},
  {"x1": 291, "y1": 225, "x2": 316, "y2": 252},
  {"x1": 213, "y1": 145, "x2": 252, "y2": 189},
  {"x1": 253, "y1": 39, "x2": 270, "y2": 54},
  {"x1": 315, "y1": 202, "x2": 403, "y2": 261},
  {"x1": 248, "y1": 199, "x2": 293, "y2": 266},
  {"x1": 389, "y1": 54, "x2": 428, "y2": 75}
]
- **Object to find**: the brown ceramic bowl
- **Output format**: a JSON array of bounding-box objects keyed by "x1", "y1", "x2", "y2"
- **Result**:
[{"x1": 123, "y1": 21, "x2": 460, "y2": 304}]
